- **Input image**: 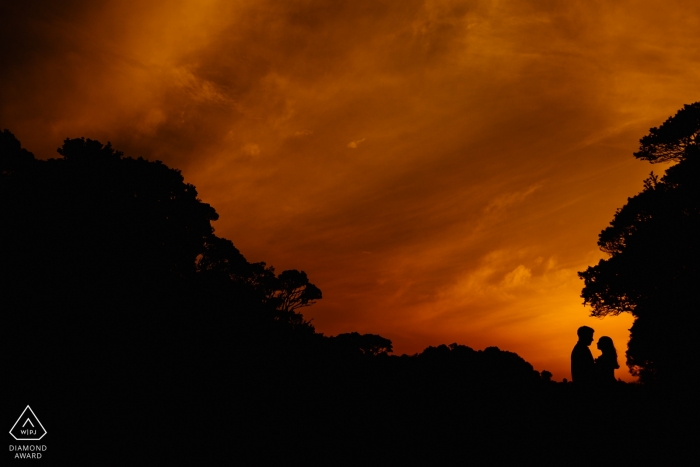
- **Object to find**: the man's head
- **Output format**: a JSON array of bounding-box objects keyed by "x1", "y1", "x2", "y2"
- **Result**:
[{"x1": 577, "y1": 326, "x2": 594, "y2": 346}]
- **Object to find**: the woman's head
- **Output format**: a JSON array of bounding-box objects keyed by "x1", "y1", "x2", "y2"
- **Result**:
[{"x1": 597, "y1": 336, "x2": 620, "y2": 369}]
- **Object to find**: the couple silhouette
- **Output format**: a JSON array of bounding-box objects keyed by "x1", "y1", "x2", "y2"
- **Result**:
[{"x1": 571, "y1": 326, "x2": 619, "y2": 386}]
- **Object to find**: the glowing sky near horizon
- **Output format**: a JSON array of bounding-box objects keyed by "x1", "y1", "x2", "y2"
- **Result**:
[{"x1": 3, "y1": 0, "x2": 699, "y2": 381}]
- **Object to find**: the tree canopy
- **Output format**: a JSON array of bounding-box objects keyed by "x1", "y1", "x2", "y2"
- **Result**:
[
  {"x1": 579, "y1": 103, "x2": 700, "y2": 384},
  {"x1": 0, "y1": 130, "x2": 323, "y2": 381},
  {"x1": 332, "y1": 332, "x2": 394, "y2": 357},
  {"x1": 635, "y1": 102, "x2": 700, "y2": 163}
]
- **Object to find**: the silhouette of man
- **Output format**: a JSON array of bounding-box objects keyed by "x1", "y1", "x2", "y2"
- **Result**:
[{"x1": 571, "y1": 326, "x2": 595, "y2": 386}]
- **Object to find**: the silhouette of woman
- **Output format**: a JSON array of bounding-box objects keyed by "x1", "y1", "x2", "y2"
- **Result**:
[{"x1": 595, "y1": 336, "x2": 619, "y2": 385}]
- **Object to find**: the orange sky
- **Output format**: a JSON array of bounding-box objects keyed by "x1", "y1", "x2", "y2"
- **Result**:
[{"x1": 2, "y1": 0, "x2": 699, "y2": 381}]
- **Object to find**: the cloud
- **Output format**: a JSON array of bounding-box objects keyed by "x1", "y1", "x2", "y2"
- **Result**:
[
  {"x1": 242, "y1": 143, "x2": 261, "y2": 156},
  {"x1": 502, "y1": 264, "x2": 532, "y2": 288},
  {"x1": 292, "y1": 130, "x2": 314, "y2": 137},
  {"x1": 484, "y1": 184, "x2": 541, "y2": 215},
  {"x1": 347, "y1": 138, "x2": 365, "y2": 149}
]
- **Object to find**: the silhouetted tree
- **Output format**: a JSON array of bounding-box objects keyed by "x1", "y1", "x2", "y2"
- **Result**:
[
  {"x1": 579, "y1": 103, "x2": 700, "y2": 385},
  {"x1": 332, "y1": 332, "x2": 393, "y2": 356},
  {"x1": 0, "y1": 129, "x2": 34, "y2": 174},
  {"x1": 197, "y1": 236, "x2": 249, "y2": 278},
  {"x1": 270, "y1": 269, "x2": 322, "y2": 313},
  {"x1": 0, "y1": 131, "x2": 327, "y2": 388},
  {"x1": 634, "y1": 103, "x2": 700, "y2": 163},
  {"x1": 197, "y1": 240, "x2": 321, "y2": 324}
]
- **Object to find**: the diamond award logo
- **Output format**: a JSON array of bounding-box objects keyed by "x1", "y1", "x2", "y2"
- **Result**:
[{"x1": 9, "y1": 406, "x2": 47, "y2": 441}]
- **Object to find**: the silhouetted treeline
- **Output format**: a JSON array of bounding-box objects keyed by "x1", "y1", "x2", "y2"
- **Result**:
[{"x1": 1, "y1": 130, "x2": 690, "y2": 462}]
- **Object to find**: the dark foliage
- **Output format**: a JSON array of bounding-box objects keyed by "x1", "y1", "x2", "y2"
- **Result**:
[
  {"x1": 580, "y1": 104, "x2": 700, "y2": 385},
  {"x1": 330, "y1": 332, "x2": 393, "y2": 356},
  {"x1": 635, "y1": 102, "x2": 700, "y2": 163}
]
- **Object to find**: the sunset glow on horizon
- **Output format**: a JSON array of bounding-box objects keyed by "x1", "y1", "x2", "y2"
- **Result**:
[{"x1": 3, "y1": 0, "x2": 699, "y2": 381}]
